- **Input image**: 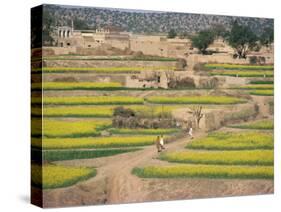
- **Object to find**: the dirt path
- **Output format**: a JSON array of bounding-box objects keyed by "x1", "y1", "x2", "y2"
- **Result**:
[{"x1": 137, "y1": 90, "x2": 156, "y2": 98}]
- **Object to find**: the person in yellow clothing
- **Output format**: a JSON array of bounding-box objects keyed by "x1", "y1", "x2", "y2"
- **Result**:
[{"x1": 159, "y1": 134, "x2": 165, "y2": 150}]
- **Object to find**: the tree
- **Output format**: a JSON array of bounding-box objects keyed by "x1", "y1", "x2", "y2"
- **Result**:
[
  {"x1": 259, "y1": 26, "x2": 274, "y2": 47},
  {"x1": 191, "y1": 30, "x2": 215, "y2": 54},
  {"x1": 227, "y1": 21, "x2": 258, "y2": 58},
  {"x1": 187, "y1": 106, "x2": 204, "y2": 129},
  {"x1": 167, "y1": 29, "x2": 177, "y2": 38}
]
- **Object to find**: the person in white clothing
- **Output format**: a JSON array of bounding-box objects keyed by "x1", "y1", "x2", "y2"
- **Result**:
[{"x1": 188, "y1": 127, "x2": 193, "y2": 139}]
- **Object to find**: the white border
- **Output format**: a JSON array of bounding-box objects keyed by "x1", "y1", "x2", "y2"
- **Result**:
[{"x1": 0, "y1": 0, "x2": 280, "y2": 211}]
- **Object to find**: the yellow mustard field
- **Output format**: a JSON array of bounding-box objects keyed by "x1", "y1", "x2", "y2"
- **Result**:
[
  {"x1": 32, "y1": 119, "x2": 111, "y2": 137},
  {"x1": 231, "y1": 119, "x2": 274, "y2": 130},
  {"x1": 160, "y1": 150, "x2": 273, "y2": 165},
  {"x1": 186, "y1": 131, "x2": 273, "y2": 150},
  {"x1": 32, "y1": 96, "x2": 144, "y2": 105},
  {"x1": 146, "y1": 96, "x2": 246, "y2": 104},
  {"x1": 133, "y1": 164, "x2": 273, "y2": 179},
  {"x1": 32, "y1": 82, "x2": 123, "y2": 90},
  {"x1": 32, "y1": 66, "x2": 176, "y2": 73},
  {"x1": 32, "y1": 135, "x2": 156, "y2": 149},
  {"x1": 31, "y1": 164, "x2": 96, "y2": 189},
  {"x1": 31, "y1": 105, "x2": 184, "y2": 118}
]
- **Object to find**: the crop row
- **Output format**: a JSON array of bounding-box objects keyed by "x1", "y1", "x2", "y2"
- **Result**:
[
  {"x1": 32, "y1": 136, "x2": 156, "y2": 149},
  {"x1": 204, "y1": 63, "x2": 273, "y2": 70},
  {"x1": 132, "y1": 164, "x2": 273, "y2": 179},
  {"x1": 230, "y1": 119, "x2": 273, "y2": 130},
  {"x1": 146, "y1": 96, "x2": 246, "y2": 104},
  {"x1": 249, "y1": 89, "x2": 273, "y2": 96},
  {"x1": 32, "y1": 82, "x2": 123, "y2": 90},
  {"x1": 185, "y1": 131, "x2": 273, "y2": 150},
  {"x1": 32, "y1": 105, "x2": 183, "y2": 118},
  {"x1": 210, "y1": 70, "x2": 273, "y2": 77},
  {"x1": 31, "y1": 163, "x2": 96, "y2": 189},
  {"x1": 238, "y1": 84, "x2": 273, "y2": 90},
  {"x1": 32, "y1": 66, "x2": 175, "y2": 73},
  {"x1": 32, "y1": 96, "x2": 144, "y2": 105},
  {"x1": 160, "y1": 150, "x2": 273, "y2": 166},
  {"x1": 32, "y1": 96, "x2": 246, "y2": 106},
  {"x1": 31, "y1": 119, "x2": 111, "y2": 138},
  {"x1": 32, "y1": 148, "x2": 141, "y2": 162}
]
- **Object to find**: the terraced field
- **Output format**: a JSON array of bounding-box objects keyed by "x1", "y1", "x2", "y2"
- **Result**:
[
  {"x1": 32, "y1": 82, "x2": 123, "y2": 90},
  {"x1": 32, "y1": 96, "x2": 144, "y2": 105},
  {"x1": 32, "y1": 66, "x2": 176, "y2": 73},
  {"x1": 32, "y1": 119, "x2": 111, "y2": 138},
  {"x1": 133, "y1": 164, "x2": 273, "y2": 179},
  {"x1": 33, "y1": 104, "x2": 194, "y2": 118},
  {"x1": 134, "y1": 130, "x2": 273, "y2": 179},
  {"x1": 210, "y1": 70, "x2": 273, "y2": 77},
  {"x1": 230, "y1": 119, "x2": 274, "y2": 130},
  {"x1": 203, "y1": 63, "x2": 274, "y2": 78},
  {"x1": 146, "y1": 96, "x2": 246, "y2": 104},
  {"x1": 31, "y1": 163, "x2": 97, "y2": 189},
  {"x1": 204, "y1": 63, "x2": 274, "y2": 70},
  {"x1": 186, "y1": 131, "x2": 273, "y2": 150},
  {"x1": 159, "y1": 150, "x2": 273, "y2": 165},
  {"x1": 32, "y1": 57, "x2": 273, "y2": 204},
  {"x1": 32, "y1": 136, "x2": 157, "y2": 149},
  {"x1": 249, "y1": 89, "x2": 273, "y2": 96}
]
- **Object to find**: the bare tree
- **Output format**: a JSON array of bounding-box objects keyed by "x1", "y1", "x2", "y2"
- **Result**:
[{"x1": 191, "y1": 106, "x2": 204, "y2": 128}]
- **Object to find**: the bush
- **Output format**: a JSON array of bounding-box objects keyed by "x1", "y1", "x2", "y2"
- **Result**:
[
  {"x1": 249, "y1": 56, "x2": 258, "y2": 64},
  {"x1": 113, "y1": 106, "x2": 135, "y2": 117},
  {"x1": 168, "y1": 77, "x2": 195, "y2": 89},
  {"x1": 199, "y1": 77, "x2": 219, "y2": 89}
]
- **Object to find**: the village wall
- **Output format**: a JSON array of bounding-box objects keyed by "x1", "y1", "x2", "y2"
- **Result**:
[
  {"x1": 187, "y1": 53, "x2": 274, "y2": 65},
  {"x1": 43, "y1": 73, "x2": 127, "y2": 84},
  {"x1": 44, "y1": 60, "x2": 177, "y2": 68},
  {"x1": 43, "y1": 47, "x2": 77, "y2": 55}
]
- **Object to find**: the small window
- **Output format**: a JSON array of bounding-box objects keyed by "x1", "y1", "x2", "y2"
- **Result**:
[
  {"x1": 67, "y1": 43, "x2": 70, "y2": 46},
  {"x1": 157, "y1": 76, "x2": 161, "y2": 83},
  {"x1": 88, "y1": 45, "x2": 91, "y2": 48}
]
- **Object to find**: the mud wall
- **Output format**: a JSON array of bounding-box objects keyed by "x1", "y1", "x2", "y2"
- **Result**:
[{"x1": 44, "y1": 60, "x2": 178, "y2": 68}]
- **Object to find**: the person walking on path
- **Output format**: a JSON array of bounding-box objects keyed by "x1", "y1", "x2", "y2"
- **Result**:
[
  {"x1": 159, "y1": 135, "x2": 165, "y2": 150},
  {"x1": 155, "y1": 136, "x2": 162, "y2": 153},
  {"x1": 188, "y1": 127, "x2": 194, "y2": 139}
]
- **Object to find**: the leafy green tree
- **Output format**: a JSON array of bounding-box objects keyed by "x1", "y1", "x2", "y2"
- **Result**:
[
  {"x1": 227, "y1": 21, "x2": 258, "y2": 58},
  {"x1": 167, "y1": 29, "x2": 177, "y2": 38},
  {"x1": 191, "y1": 30, "x2": 215, "y2": 54},
  {"x1": 260, "y1": 27, "x2": 274, "y2": 47}
]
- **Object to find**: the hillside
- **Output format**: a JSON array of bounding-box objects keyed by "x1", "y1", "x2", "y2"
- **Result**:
[{"x1": 43, "y1": 4, "x2": 273, "y2": 36}]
